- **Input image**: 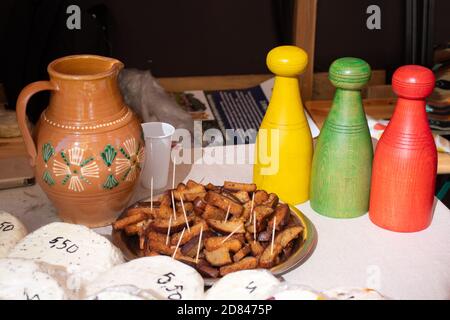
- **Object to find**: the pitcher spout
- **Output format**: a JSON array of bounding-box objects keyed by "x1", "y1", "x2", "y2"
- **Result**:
[
  {"x1": 45, "y1": 54, "x2": 126, "y2": 122},
  {"x1": 48, "y1": 55, "x2": 123, "y2": 80}
]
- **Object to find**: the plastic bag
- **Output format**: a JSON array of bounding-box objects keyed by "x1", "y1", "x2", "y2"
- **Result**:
[{"x1": 119, "y1": 69, "x2": 194, "y2": 134}]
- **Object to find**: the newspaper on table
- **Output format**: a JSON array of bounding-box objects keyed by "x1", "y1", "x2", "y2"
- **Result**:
[{"x1": 169, "y1": 78, "x2": 320, "y2": 144}]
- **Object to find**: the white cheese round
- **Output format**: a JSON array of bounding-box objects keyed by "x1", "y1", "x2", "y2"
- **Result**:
[
  {"x1": 269, "y1": 285, "x2": 324, "y2": 300},
  {"x1": 0, "y1": 258, "x2": 69, "y2": 300},
  {"x1": 0, "y1": 211, "x2": 28, "y2": 258},
  {"x1": 85, "y1": 256, "x2": 204, "y2": 300},
  {"x1": 8, "y1": 222, "x2": 124, "y2": 291},
  {"x1": 205, "y1": 269, "x2": 280, "y2": 300},
  {"x1": 323, "y1": 287, "x2": 387, "y2": 300},
  {"x1": 85, "y1": 285, "x2": 158, "y2": 300}
]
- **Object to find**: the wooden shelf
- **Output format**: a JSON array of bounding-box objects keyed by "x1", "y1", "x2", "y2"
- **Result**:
[
  {"x1": 306, "y1": 99, "x2": 450, "y2": 175},
  {"x1": 306, "y1": 98, "x2": 396, "y2": 128},
  {"x1": 158, "y1": 74, "x2": 271, "y2": 92}
]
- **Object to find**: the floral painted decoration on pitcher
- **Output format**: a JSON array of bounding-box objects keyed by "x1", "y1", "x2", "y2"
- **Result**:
[
  {"x1": 101, "y1": 144, "x2": 119, "y2": 190},
  {"x1": 42, "y1": 143, "x2": 55, "y2": 186},
  {"x1": 53, "y1": 147, "x2": 100, "y2": 192},
  {"x1": 41, "y1": 137, "x2": 144, "y2": 192},
  {"x1": 116, "y1": 138, "x2": 145, "y2": 183}
]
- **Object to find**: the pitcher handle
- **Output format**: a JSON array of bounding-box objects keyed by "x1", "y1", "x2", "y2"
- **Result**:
[{"x1": 16, "y1": 81, "x2": 58, "y2": 167}]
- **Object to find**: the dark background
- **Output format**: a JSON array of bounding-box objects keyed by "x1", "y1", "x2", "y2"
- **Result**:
[
  {"x1": 0, "y1": 0, "x2": 448, "y2": 80},
  {"x1": 0, "y1": 0, "x2": 448, "y2": 123}
]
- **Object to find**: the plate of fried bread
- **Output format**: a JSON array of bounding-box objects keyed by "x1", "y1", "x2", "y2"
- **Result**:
[{"x1": 112, "y1": 180, "x2": 317, "y2": 285}]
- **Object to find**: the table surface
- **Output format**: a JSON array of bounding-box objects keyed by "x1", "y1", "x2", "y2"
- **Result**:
[{"x1": 0, "y1": 144, "x2": 449, "y2": 300}]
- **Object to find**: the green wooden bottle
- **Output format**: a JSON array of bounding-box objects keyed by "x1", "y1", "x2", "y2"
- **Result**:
[{"x1": 310, "y1": 57, "x2": 373, "y2": 218}]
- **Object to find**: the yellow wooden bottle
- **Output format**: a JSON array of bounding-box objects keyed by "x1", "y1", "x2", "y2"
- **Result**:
[{"x1": 253, "y1": 46, "x2": 313, "y2": 205}]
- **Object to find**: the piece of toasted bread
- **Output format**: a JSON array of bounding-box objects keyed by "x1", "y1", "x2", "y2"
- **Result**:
[
  {"x1": 204, "y1": 237, "x2": 242, "y2": 253},
  {"x1": 202, "y1": 204, "x2": 226, "y2": 220},
  {"x1": 254, "y1": 190, "x2": 269, "y2": 205},
  {"x1": 275, "y1": 226, "x2": 303, "y2": 247},
  {"x1": 233, "y1": 191, "x2": 250, "y2": 204},
  {"x1": 233, "y1": 244, "x2": 251, "y2": 262},
  {"x1": 219, "y1": 256, "x2": 258, "y2": 276},
  {"x1": 207, "y1": 219, "x2": 245, "y2": 234},
  {"x1": 268, "y1": 203, "x2": 290, "y2": 231},
  {"x1": 150, "y1": 214, "x2": 194, "y2": 233},
  {"x1": 171, "y1": 219, "x2": 208, "y2": 246},
  {"x1": 113, "y1": 212, "x2": 147, "y2": 230},
  {"x1": 204, "y1": 247, "x2": 232, "y2": 266},
  {"x1": 205, "y1": 191, "x2": 243, "y2": 216},
  {"x1": 223, "y1": 181, "x2": 257, "y2": 192}
]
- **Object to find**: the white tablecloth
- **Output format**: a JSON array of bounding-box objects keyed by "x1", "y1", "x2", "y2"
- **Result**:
[{"x1": 1, "y1": 144, "x2": 449, "y2": 300}]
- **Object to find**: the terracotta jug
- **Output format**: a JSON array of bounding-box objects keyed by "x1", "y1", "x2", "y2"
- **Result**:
[{"x1": 16, "y1": 55, "x2": 144, "y2": 227}]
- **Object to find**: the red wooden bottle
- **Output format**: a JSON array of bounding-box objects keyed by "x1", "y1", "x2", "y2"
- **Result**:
[{"x1": 369, "y1": 65, "x2": 437, "y2": 232}]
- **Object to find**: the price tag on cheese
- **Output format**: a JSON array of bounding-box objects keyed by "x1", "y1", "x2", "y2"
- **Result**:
[
  {"x1": 0, "y1": 211, "x2": 27, "y2": 258},
  {"x1": 84, "y1": 256, "x2": 205, "y2": 300},
  {"x1": 205, "y1": 269, "x2": 280, "y2": 300},
  {"x1": 8, "y1": 222, "x2": 124, "y2": 289}
]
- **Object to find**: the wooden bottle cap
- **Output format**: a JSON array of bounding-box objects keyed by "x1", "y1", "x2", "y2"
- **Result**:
[
  {"x1": 266, "y1": 46, "x2": 308, "y2": 77},
  {"x1": 329, "y1": 57, "x2": 371, "y2": 90},
  {"x1": 392, "y1": 65, "x2": 435, "y2": 99}
]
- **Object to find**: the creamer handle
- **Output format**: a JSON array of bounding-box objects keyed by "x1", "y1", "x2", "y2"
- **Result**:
[{"x1": 16, "y1": 81, "x2": 57, "y2": 167}]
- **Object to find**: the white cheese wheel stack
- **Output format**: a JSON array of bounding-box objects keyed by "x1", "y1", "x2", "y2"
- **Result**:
[
  {"x1": 84, "y1": 256, "x2": 205, "y2": 300},
  {"x1": 0, "y1": 211, "x2": 28, "y2": 258},
  {"x1": 0, "y1": 216, "x2": 390, "y2": 300},
  {"x1": 8, "y1": 222, "x2": 124, "y2": 292}
]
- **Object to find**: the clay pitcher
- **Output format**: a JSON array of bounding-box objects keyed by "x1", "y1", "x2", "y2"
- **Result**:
[{"x1": 16, "y1": 55, "x2": 144, "y2": 227}]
